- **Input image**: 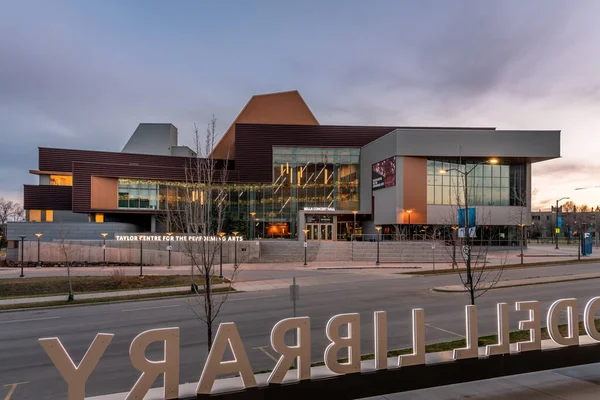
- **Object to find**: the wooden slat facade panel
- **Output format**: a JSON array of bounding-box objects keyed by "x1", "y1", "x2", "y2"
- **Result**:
[{"x1": 24, "y1": 185, "x2": 72, "y2": 210}]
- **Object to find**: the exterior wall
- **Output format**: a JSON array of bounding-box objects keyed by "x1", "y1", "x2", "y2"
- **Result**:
[
  {"x1": 39, "y1": 174, "x2": 50, "y2": 185},
  {"x1": 389, "y1": 129, "x2": 560, "y2": 161},
  {"x1": 121, "y1": 123, "x2": 178, "y2": 156},
  {"x1": 403, "y1": 157, "x2": 427, "y2": 224},
  {"x1": 24, "y1": 185, "x2": 72, "y2": 210},
  {"x1": 359, "y1": 132, "x2": 398, "y2": 215},
  {"x1": 212, "y1": 91, "x2": 320, "y2": 160},
  {"x1": 91, "y1": 177, "x2": 118, "y2": 209},
  {"x1": 6, "y1": 222, "x2": 140, "y2": 242}
]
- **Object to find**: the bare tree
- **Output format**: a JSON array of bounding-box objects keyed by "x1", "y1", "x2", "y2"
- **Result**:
[
  {"x1": 57, "y1": 224, "x2": 75, "y2": 302},
  {"x1": 511, "y1": 188, "x2": 534, "y2": 265},
  {"x1": 170, "y1": 116, "x2": 238, "y2": 351},
  {"x1": 440, "y1": 160, "x2": 507, "y2": 305}
]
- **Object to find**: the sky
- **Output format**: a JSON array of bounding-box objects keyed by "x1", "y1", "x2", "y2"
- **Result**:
[{"x1": 1, "y1": 0, "x2": 600, "y2": 210}]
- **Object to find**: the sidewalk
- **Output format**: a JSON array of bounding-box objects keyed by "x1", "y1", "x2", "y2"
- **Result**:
[{"x1": 433, "y1": 272, "x2": 600, "y2": 293}]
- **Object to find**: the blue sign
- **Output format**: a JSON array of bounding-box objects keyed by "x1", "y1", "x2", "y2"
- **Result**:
[
  {"x1": 458, "y1": 208, "x2": 476, "y2": 228},
  {"x1": 558, "y1": 216, "x2": 563, "y2": 229},
  {"x1": 582, "y1": 232, "x2": 593, "y2": 256}
]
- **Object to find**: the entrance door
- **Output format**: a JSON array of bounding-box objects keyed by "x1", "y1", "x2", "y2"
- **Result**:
[{"x1": 306, "y1": 223, "x2": 334, "y2": 240}]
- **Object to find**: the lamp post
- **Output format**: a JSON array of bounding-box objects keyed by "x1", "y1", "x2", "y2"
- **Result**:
[
  {"x1": 375, "y1": 226, "x2": 381, "y2": 265},
  {"x1": 101, "y1": 233, "x2": 108, "y2": 269},
  {"x1": 35, "y1": 233, "x2": 42, "y2": 268},
  {"x1": 250, "y1": 212, "x2": 256, "y2": 240},
  {"x1": 19, "y1": 235, "x2": 26, "y2": 278},
  {"x1": 302, "y1": 229, "x2": 310, "y2": 266},
  {"x1": 440, "y1": 158, "x2": 498, "y2": 305},
  {"x1": 216, "y1": 232, "x2": 226, "y2": 279},
  {"x1": 352, "y1": 211, "x2": 358, "y2": 241},
  {"x1": 554, "y1": 197, "x2": 570, "y2": 250},
  {"x1": 518, "y1": 223, "x2": 526, "y2": 265},
  {"x1": 138, "y1": 234, "x2": 144, "y2": 278},
  {"x1": 166, "y1": 232, "x2": 173, "y2": 269},
  {"x1": 232, "y1": 231, "x2": 239, "y2": 267},
  {"x1": 405, "y1": 210, "x2": 412, "y2": 240}
]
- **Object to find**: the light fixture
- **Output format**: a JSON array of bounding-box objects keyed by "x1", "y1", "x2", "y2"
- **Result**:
[{"x1": 375, "y1": 226, "x2": 382, "y2": 232}]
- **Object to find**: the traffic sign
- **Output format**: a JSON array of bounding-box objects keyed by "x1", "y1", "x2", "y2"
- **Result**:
[
  {"x1": 555, "y1": 228, "x2": 560, "y2": 234},
  {"x1": 462, "y1": 245, "x2": 470, "y2": 259},
  {"x1": 304, "y1": 242, "x2": 308, "y2": 248},
  {"x1": 166, "y1": 245, "x2": 173, "y2": 251}
]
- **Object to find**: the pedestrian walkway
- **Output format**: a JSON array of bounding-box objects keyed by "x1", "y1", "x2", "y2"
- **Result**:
[{"x1": 433, "y1": 271, "x2": 600, "y2": 293}]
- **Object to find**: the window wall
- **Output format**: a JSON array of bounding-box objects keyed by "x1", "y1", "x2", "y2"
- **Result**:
[
  {"x1": 427, "y1": 159, "x2": 526, "y2": 206},
  {"x1": 50, "y1": 175, "x2": 73, "y2": 186}
]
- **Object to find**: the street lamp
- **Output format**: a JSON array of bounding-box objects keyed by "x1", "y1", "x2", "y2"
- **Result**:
[
  {"x1": 440, "y1": 158, "x2": 498, "y2": 304},
  {"x1": 375, "y1": 226, "x2": 381, "y2": 266},
  {"x1": 35, "y1": 233, "x2": 42, "y2": 268},
  {"x1": 554, "y1": 197, "x2": 570, "y2": 250},
  {"x1": 218, "y1": 232, "x2": 226, "y2": 279},
  {"x1": 101, "y1": 233, "x2": 108, "y2": 269},
  {"x1": 352, "y1": 211, "x2": 358, "y2": 241},
  {"x1": 451, "y1": 226, "x2": 459, "y2": 269},
  {"x1": 166, "y1": 232, "x2": 173, "y2": 269},
  {"x1": 405, "y1": 210, "x2": 412, "y2": 240},
  {"x1": 138, "y1": 234, "x2": 144, "y2": 278},
  {"x1": 18, "y1": 235, "x2": 26, "y2": 278},
  {"x1": 250, "y1": 212, "x2": 256, "y2": 240},
  {"x1": 232, "y1": 231, "x2": 239, "y2": 267},
  {"x1": 302, "y1": 229, "x2": 310, "y2": 266}
]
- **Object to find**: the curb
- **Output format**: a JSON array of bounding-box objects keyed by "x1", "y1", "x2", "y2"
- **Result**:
[{"x1": 432, "y1": 275, "x2": 600, "y2": 293}]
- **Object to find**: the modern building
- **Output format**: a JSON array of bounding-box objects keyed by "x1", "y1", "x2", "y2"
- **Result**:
[{"x1": 7, "y1": 90, "x2": 561, "y2": 246}]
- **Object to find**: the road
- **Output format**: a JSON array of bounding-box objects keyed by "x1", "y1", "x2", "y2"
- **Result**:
[{"x1": 1, "y1": 262, "x2": 600, "y2": 399}]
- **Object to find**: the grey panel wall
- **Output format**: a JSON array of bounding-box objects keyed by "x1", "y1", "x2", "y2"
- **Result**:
[
  {"x1": 359, "y1": 133, "x2": 398, "y2": 214},
  {"x1": 6, "y1": 222, "x2": 140, "y2": 242},
  {"x1": 391, "y1": 129, "x2": 560, "y2": 160},
  {"x1": 121, "y1": 123, "x2": 178, "y2": 156}
]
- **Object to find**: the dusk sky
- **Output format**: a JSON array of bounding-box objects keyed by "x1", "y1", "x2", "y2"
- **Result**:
[{"x1": 2, "y1": 0, "x2": 600, "y2": 210}]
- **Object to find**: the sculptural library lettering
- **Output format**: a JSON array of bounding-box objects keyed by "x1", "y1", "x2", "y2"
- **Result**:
[{"x1": 39, "y1": 296, "x2": 600, "y2": 400}]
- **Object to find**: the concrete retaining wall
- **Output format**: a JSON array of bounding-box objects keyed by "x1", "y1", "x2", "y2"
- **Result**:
[{"x1": 15, "y1": 240, "x2": 261, "y2": 265}]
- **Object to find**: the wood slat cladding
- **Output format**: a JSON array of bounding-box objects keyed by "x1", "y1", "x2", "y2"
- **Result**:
[
  {"x1": 24, "y1": 185, "x2": 72, "y2": 210},
  {"x1": 235, "y1": 124, "x2": 398, "y2": 182},
  {"x1": 71, "y1": 162, "x2": 237, "y2": 213},
  {"x1": 38, "y1": 147, "x2": 232, "y2": 173}
]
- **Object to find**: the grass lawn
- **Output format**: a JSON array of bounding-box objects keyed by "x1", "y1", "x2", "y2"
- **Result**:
[
  {"x1": 0, "y1": 275, "x2": 229, "y2": 298},
  {"x1": 0, "y1": 287, "x2": 235, "y2": 311}
]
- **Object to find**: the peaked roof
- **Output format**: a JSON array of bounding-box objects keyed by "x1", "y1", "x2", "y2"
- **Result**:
[{"x1": 211, "y1": 90, "x2": 319, "y2": 160}]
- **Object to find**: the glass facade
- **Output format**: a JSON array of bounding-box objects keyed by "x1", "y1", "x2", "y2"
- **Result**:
[
  {"x1": 427, "y1": 159, "x2": 526, "y2": 206},
  {"x1": 117, "y1": 146, "x2": 360, "y2": 238}
]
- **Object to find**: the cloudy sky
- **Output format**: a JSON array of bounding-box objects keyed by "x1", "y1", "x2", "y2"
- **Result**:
[{"x1": 1, "y1": 0, "x2": 600, "y2": 210}]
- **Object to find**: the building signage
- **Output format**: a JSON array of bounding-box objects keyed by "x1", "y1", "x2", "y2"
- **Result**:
[
  {"x1": 115, "y1": 235, "x2": 243, "y2": 242},
  {"x1": 304, "y1": 207, "x2": 335, "y2": 212},
  {"x1": 38, "y1": 295, "x2": 600, "y2": 399},
  {"x1": 372, "y1": 157, "x2": 396, "y2": 191}
]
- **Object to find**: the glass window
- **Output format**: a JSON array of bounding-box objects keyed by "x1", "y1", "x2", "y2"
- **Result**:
[
  {"x1": 45, "y1": 210, "x2": 54, "y2": 222},
  {"x1": 95, "y1": 213, "x2": 104, "y2": 223},
  {"x1": 28, "y1": 210, "x2": 42, "y2": 222},
  {"x1": 50, "y1": 175, "x2": 73, "y2": 186}
]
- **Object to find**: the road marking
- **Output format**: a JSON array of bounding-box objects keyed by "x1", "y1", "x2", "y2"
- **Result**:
[
  {"x1": 252, "y1": 346, "x2": 278, "y2": 362},
  {"x1": 121, "y1": 304, "x2": 180, "y2": 312},
  {"x1": 229, "y1": 295, "x2": 277, "y2": 302},
  {"x1": 4, "y1": 382, "x2": 28, "y2": 400},
  {"x1": 425, "y1": 323, "x2": 465, "y2": 339},
  {"x1": 0, "y1": 317, "x2": 60, "y2": 324}
]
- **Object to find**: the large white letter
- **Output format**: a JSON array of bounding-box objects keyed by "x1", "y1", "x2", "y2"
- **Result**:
[
  {"x1": 39, "y1": 333, "x2": 113, "y2": 400},
  {"x1": 196, "y1": 322, "x2": 256, "y2": 394},
  {"x1": 268, "y1": 317, "x2": 311, "y2": 384},
  {"x1": 126, "y1": 328, "x2": 180, "y2": 400},
  {"x1": 584, "y1": 296, "x2": 600, "y2": 341},
  {"x1": 547, "y1": 298, "x2": 579, "y2": 347},
  {"x1": 486, "y1": 303, "x2": 510, "y2": 356},
  {"x1": 399, "y1": 308, "x2": 425, "y2": 367},
  {"x1": 515, "y1": 301, "x2": 541, "y2": 352},
  {"x1": 324, "y1": 313, "x2": 361, "y2": 375},
  {"x1": 453, "y1": 305, "x2": 478, "y2": 360},
  {"x1": 374, "y1": 311, "x2": 387, "y2": 370}
]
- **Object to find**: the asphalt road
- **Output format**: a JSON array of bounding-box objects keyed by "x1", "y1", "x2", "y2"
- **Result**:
[{"x1": 2, "y1": 262, "x2": 600, "y2": 399}]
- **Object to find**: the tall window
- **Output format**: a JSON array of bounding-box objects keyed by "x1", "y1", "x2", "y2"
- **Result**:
[{"x1": 427, "y1": 159, "x2": 525, "y2": 206}]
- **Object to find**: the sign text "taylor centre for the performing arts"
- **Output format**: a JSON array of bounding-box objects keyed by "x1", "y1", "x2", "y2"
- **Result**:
[
  {"x1": 39, "y1": 295, "x2": 600, "y2": 399},
  {"x1": 115, "y1": 235, "x2": 244, "y2": 242}
]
